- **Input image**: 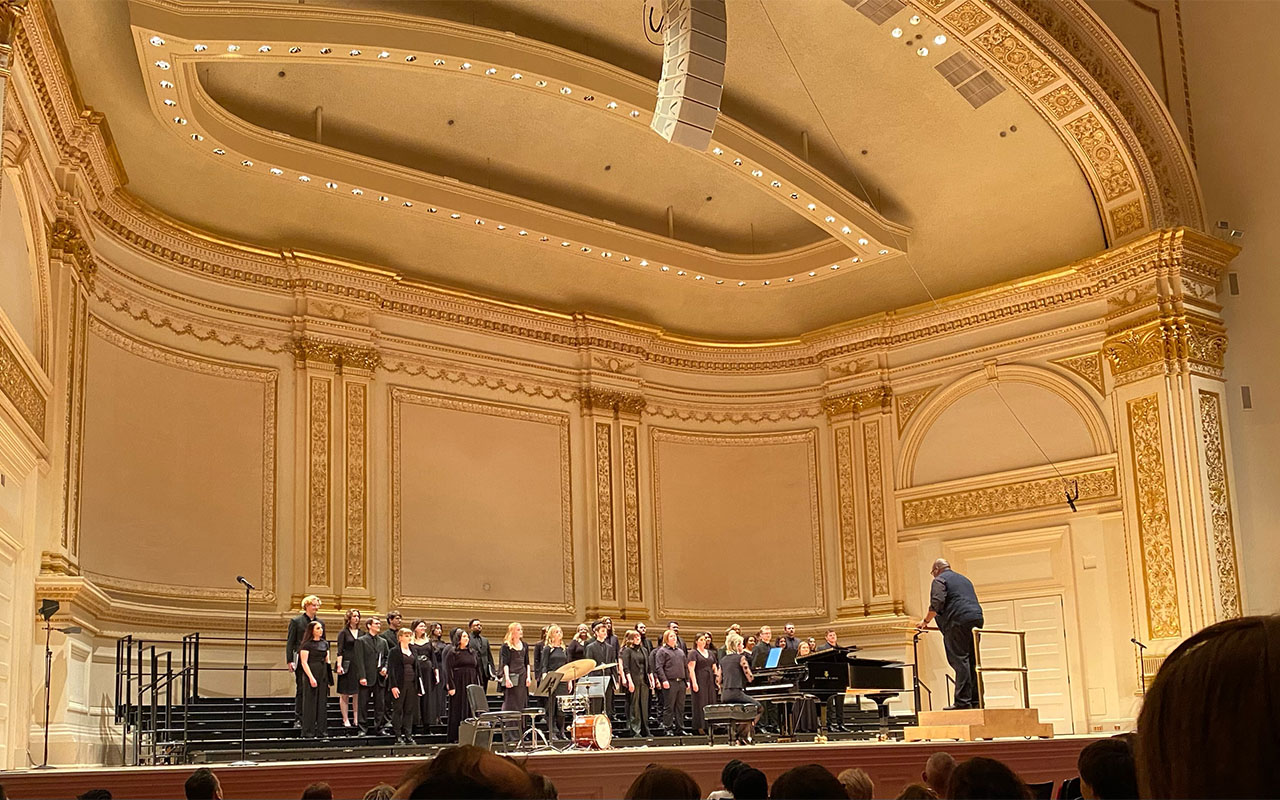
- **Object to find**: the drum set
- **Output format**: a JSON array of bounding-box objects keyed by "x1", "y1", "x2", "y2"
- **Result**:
[{"x1": 545, "y1": 657, "x2": 616, "y2": 751}]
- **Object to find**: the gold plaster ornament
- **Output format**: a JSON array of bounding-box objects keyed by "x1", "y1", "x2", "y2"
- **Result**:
[
  {"x1": 1197, "y1": 390, "x2": 1242, "y2": 620},
  {"x1": 621, "y1": 425, "x2": 642, "y2": 604},
  {"x1": 902, "y1": 467, "x2": 1117, "y2": 528},
  {"x1": 823, "y1": 386, "x2": 891, "y2": 420},
  {"x1": 579, "y1": 386, "x2": 646, "y2": 416},
  {"x1": 1126, "y1": 395, "x2": 1181, "y2": 639},
  {"x1": 594, "y1": 421, "x2": 616, "y2": 602}
]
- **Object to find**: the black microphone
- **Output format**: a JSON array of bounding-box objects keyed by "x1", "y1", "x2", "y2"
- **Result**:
[
  {"x1": 237, "y1": 576, "x2": 256, "y2": 590},
  {"x1": 1130, "y1": 638, "x2": 1146, "y2": 649}
]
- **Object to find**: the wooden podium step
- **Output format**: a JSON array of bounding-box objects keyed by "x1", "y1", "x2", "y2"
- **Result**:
[{"x1": 904, "y1": 707, "x2": 1054, "y2": 741}]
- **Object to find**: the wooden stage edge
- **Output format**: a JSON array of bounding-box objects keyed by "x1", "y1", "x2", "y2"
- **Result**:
[{"x1": 0, "y1": 736, "x2": 1105, "y2": 799}]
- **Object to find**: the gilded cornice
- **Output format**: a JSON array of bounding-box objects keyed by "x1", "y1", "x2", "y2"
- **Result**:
[
  {"x1": 579, "y1": 386, "x2": 646, "y2": 417},
  {"x1": 823, "y1": 386, "x2": 891, "y2": 420},
  {"x1": 291, "y1": 336, "x2": 381, "y2": 374},
  {"x1": 1103, "y1": 312, "x2": 1227, "y2": 384},
  {"x1": 902, "y1": 466, "x2": 1117, "y2": 528},
  {"x1": 0, "y1": 328, "x2": 44, "y2": 434},
  {"x1": 0, "y1": 0, "x2": 27, "y2": 50}
]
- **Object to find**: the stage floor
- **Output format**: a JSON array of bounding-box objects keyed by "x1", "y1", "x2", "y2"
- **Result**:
[{"x1": 1, "y1": 735, "x2": 1103, "y2": 799}]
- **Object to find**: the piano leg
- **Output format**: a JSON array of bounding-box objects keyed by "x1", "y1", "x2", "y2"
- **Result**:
[{"x1": 867, "y1": 692, "x2": 895, "y2": 741}]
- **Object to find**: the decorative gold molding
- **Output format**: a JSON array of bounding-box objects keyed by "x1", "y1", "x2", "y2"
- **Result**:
[
  {"x1": 1110, "y1": 199, "x2": 1145, "y2": 238},
  {"x1": 894, "y1": 386, "x2": 938, "y2": 436},
  {"x1": 972, "y1": 22, "x2": 1059, "y2": 93},
  {"x1": 1104, "y1": 313, "x2": 1228, "y2": 384},
  {"x1": 389, "y1": 386, "x2": 575, "y2": 613},
  {"x1": 293, "y1": 336, "x2": 381, "y2": 374},
  {"x1": 862, "y1": 420, "x2": 890, "y2": 598},
  {"x1": 902, "y1": 466, "x2": 1118, "y2": 528},
  {"x1": 823, "y1": 386, "x2": 891, "y2": 420},
  {"x1": 944, "y1": 1, "x2": 991, "y2": 36},
  {"x1": 650, "y1": 427, "x2": 825, "y2": 618},
  {"x1": 621, "y1": 424, "x2": 642, "y2": 605},
  {"x1": 0, "y1": 322, "x2": 44, "y2": 433},
  {"x1": 834, "y1": 426, "x2": 859, "y2": 602},
  {"x1": 594, "y1": 421, "x2": 616, "y2": 602},
  {"x1": 579, "y1": 386, "x2": 646, "y2": 417},
  {"x1": 307, "y1": 375, "x2": 331, "y2": 588},
  {"x1": 1126, "y1": 394, "x2": 1180, "y2": 639},
  {"x1": 343, "y1": 380, "x2": 367, "y2": 591},
  {"x1": 84, "y1": 314, "x2": 277, "y2": 601},
  {"x1": 1041, "y1": 84, "x2": 1084, "y2": 119},
  {"x1": 1050, "y1": 351, "x2": 1105, "y2": 394},
  {"x1": 47, "y1": 217, "x2": 97, "y2": 289},
  {"x1": 1197, "y1": 390, "x2": 1241, "y2": 620},
  {"x1": 1063, "y1": 112, "x2": 1138, "y2": 203}
]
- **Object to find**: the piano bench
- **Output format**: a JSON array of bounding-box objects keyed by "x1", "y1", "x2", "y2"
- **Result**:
[{"x1": 705, "y1": 703, "x2": 759, "y2": 747}]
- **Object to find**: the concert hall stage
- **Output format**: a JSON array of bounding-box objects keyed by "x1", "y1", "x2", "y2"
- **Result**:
[{"x1": 1, "y1": 735, "x2": 1103, "y2": 799}]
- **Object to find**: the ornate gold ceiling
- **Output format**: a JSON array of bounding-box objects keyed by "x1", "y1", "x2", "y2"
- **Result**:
[{"x1": 25, "y1": 0, "x2": 1202, "y2": 339}]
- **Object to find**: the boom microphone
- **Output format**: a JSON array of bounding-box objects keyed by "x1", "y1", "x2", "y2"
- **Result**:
[{"x1": 236, "y1": 576, "x2": 256, "y2": 590}]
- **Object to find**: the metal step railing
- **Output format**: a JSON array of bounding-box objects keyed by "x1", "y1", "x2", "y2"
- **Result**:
[{"x1": 114, "y1": 633, "x2": 199, "y2": 765}]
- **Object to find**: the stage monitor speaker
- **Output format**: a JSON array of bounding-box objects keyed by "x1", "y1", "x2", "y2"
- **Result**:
[{"x1": 650, "y1": 0, "x2": 726, "y2": 151}]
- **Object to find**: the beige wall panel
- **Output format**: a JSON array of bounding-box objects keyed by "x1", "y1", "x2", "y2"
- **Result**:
[
  {"x1": 78, "y1": 326, "x2": 273, "y2": 596},
  {"x1": 0, "y1": 177, "x2": 38, "y2": 356},
  {"x1": 392, "y1": 390, "x2": 572, "y2": 612},
  {"x1": 914, "y1": 383, "x2": 1097, "y2": 486},
  {"x1": 651, "y1": 428, "x2": 824, "y2": 618}
]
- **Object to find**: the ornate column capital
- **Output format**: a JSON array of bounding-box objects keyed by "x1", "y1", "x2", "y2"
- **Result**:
[
  {"x1": 578, "y1": 386, "x2": 646, "y2": 418},
  {"x1": 290, "y1": 336, "x2": 381, "y2": 374},
  {"x1": 1103, "y1": 312, "x2": 1227, "y2": 385},
  {"x1": 822, "y1": 385, "x2": 891, "y2": 421},
  {"x1": 47, "y1": 218, "x2": 97, "y2": 290}
]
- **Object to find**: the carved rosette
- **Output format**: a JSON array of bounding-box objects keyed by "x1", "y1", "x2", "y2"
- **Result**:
[
  {"x1": 1197, "y1": 391, "x2": 1241, "y2": 620},
  {"x1": 594, "y1": 421, "x2": 616, "y2": 601},
  {"x1": 903, "y1": 467, "x2": 1117, "y2": 527},
  {"x1": 1126, "y1": 395, "x2": 1181, "y2": 639},
  {"x1": 862, "y1": 420, "x2": 890, "y2": 598},
  {"x1": 834, "y1": 426, "x2": 859, "y2": 601},
  {"x1": 343, "y1": 381, "x2": 367, "y2": 590},
  {"x1": 621, "y1": 425, "x2": 642, "y2": 604},
  {"x1": 307, "y1": 376, "x2": 331, "y2": 587}
]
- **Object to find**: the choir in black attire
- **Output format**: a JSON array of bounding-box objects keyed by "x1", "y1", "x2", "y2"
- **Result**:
[
  {"x1": 285, "y1": 599, "x2": 320, "y2": 727},
  {"x1": 621, "y1": 633, "x2": 652, "y2": 737},
  {"x1": 499, "y1": 630, "x2": 531, "y2": 711},
  {"x1": 387, "y1": 629, "x2": 422, "y2": 744},
  {"x1": 540, "y1": 627, "x2": 570, "y2": 741},
  {"x1": 298, "y1": 621, "x2": 332, "y2": 738},
  {"x1": 353, "y1": 618, "x2": 389, "y2": 734},
  {"x1": 654, "y1": 631, "x2": 687, "y2": 735},
  {"x1": 444, "y1": 628, "x2": 481, "y2": 743},
  {"x1": 687, "y1": 634, "x2": 719, "y2": 735},
  {"x1": 428, "y1": 623, "x2": 448, "y2": 724}
]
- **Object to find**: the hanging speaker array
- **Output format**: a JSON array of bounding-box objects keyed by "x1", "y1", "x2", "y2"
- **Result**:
[{"x1": 650, "y1": 0, "x2": 726, "y2": 151}]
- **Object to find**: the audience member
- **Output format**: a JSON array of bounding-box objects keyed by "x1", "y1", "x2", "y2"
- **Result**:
[
  {"x1": 362, "y1": 784, "x2": 396, "y2": 800},
  {"x1": 708, "y1": 759, "x2": 747, "y2": 800},
  {"x1": 529, "y1": 773, "x2": 559, "y2": 800},
  {"x1": 947, "y1": 757, "x2": 1031, "y2": 800},
  {"x1": 78, "y1": 791, "x2": 112, "y2": 800},
  {"x1": 392, "y1": 745, "x2": 536, "y2": 798},
  {"x1": 895, "y1": 784, "x2": 936, "y2": 800},
  {"x1": 0, "y1": 783, "x2": 7, "y2": 800},
  {"x1": 300, "y1": 783, "x2": 333, "y2": 800},
  {"x1": 185, "y1": 768, "x2": 223, "y2": 800},
  {"x1": 730, "y1": 768, "x2": 768, "y2": 800},
  {"x1": 1076, "y1": 737, "x2": 1137, "y2": 799},
  {"x1": 770, "y1": 764, "x2": 847, "y2": 799},
  {"x1": 837, "y1": 767, "x2": 874, "y2": 800},
  {"x1": 922, "y1": 751, "x2": 955, "y2": 798},
  {"x1": 1136, "y1": 615, "x2": 1278, "y2": 799},
  {"x1": 624, "y1": 764, "x2": 701, "y2": 800}
]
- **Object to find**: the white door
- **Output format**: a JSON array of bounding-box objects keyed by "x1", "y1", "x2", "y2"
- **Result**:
[{"x1": 976, "y1": 595, "x2": 1074, "y2": 734}]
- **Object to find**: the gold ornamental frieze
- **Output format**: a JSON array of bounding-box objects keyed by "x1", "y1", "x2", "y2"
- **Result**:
[
  {"x1": 0, "y1": 330, "x2": 44, "y2": 434},
  {"x1": 291, "y1": 336, "x2": 381, "y2": 374},
  {"x1": 1126, "y1": 394, "x2": 1181, "y2": 639},
  {"x1": 579, "y1": 386, "x2": 646, "y2": 417},
  {"x1": 823, "y1": 386, "x2": 891, "y2": 420},
  {"x1": 1103, "y1": 313, "x2": 1227, "y2": 383},
  {"x1": 1197, "y1": 390, "x2": 1242, "y2": 620},
  {"x1": 902, "y1": 467, "x2": 1118, "y2": 528}
]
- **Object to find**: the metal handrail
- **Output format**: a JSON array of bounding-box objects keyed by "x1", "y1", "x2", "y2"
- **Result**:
[{"x1": 115, "y1": 633, "x2": 200, "y2": 765}]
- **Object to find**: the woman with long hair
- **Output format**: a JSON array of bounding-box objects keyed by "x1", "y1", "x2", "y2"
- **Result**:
[
  {"x1": 499, "y1": 622, "x2": 532, "y2": 711},
  {"x1": 717, "y1": 631, "x2": 759, "y2": 744},
  {"x1": 539, "y1": 624, "x2": 571, "y2": 741},
  {"x1": 621, "y1": 629, "x2": 652, "y2": 738},
  {"x1": 427, "y1": 622, "x2": 447, "y2": 724},
  {"x1": 444, "y1": 627, "x2": 481, "y2": 743},
  {"x1": 335, "y1": 609, "x2": 361, "y2": 729},
  {"x1": 409, "y1": 619, "x2": 436, "y2": 735},
  {"x1": 298, "y1": 620, "x2": 332, "y2": 738}
]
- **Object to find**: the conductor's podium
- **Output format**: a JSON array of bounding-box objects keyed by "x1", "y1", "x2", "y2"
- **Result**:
[{"x1": 904, "y1": 707, "x2": 1054, "y2": 741}]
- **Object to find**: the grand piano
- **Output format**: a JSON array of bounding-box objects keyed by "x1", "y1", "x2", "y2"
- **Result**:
[{"x1": 745, "y1": 644, "x2": 907, "y2": 740}]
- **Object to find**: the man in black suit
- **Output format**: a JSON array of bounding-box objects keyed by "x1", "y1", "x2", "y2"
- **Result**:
[
  {"x1": 379, "y1": 611, "x2": 403, "y2": 717},
  {"x1": 354, "y1": 616, "x2": 390, "y2": 734},
  {"x1": 285, "y1": 595, "x2": 321, "y2": 728},
  {"x1": 780, "y1": 623, "x2": 801, "y2": 652},
  {"x1": 585, "y1": 620, "x2": 622, "y2": 718},
  {"x1": 468, "y1": 619, "x2": 497, "y2": 687},
  {"x1": 919, "y1": 558, "x2": 985, "y2": 709}
]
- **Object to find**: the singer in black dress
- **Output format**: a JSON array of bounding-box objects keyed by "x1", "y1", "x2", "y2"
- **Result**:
[
  {"x1": 444, "y1": 627, "x2": 481, "y2": 743},
  {"x1": 387, "y1": 627, "x2": 423, "y2": 745},
  {"x1": 499, "y1": 622, "x2": 532, "y2": 711},
  {"x1": 687, "y1": 632, "x2": 720, "y2": 735},
  {"x1": 718, "y1": 631, "x2": 760, "y2": 743},
  {"x1": 298, "y1": 621, "x2": 332, "y2": 739},
  {"x1": 428, "y1": 622, "x2": 448, "y2": 724},
  {"x1": 540, "y1": 624, "x2": 571, "y2": 741},
  {"x1": 335, "y1": 609, "x2": 361, "y2": 729},
  {"x1": 409, "y1": 620, "x2": 436, "y2": 734}
]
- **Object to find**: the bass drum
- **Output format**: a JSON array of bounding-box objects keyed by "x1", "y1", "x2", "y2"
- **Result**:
[{"x1": 571, "y1": 713, "x2": 612, "y2": 749}]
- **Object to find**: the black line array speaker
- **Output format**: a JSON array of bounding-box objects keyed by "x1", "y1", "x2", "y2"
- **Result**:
[{"x1": 650, "y1": 0, "x2": 727, "y2": 151}]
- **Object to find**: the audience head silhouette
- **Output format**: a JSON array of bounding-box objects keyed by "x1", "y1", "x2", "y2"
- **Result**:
[
  {"x1": 1077, "y1": 737, "x2": 1137, "y2": 799},
  {"x1": 894, "y1": 784, "x2": 936, "y2": 800},
  {"x1": 923, "y1": 751, "x2": 955, "y2": 797},
  {"x1": 392, "y1": 745, "x2": 535, "y2": 799},
  {"x1": 299, "y1": 782, "x2": 332, "y2": 800},
  {"x1": 837, "y1": 767, "x2": 875, "y2": 800},
  {"x1": 1137, "y1": 614, "x2": 1280, "y2": 799},
  {"x1": 361, "y1": 784, "x2": 395, "y2": 800},
  {"x1": 947, "y1": 756, "x2": 1032, "y2": 800},
  {"x1": 770, "y1": 764, "x2": 847, "y2": 799},
  {"x1": 184, "y1": 768, "x2": 222, "y2": 800},
  {"x1": 623, "y1": 764, "x2": 700, "y2": 800},
  {"x1": 729, "y1": 767, "x2": 768, "y2": 800}
]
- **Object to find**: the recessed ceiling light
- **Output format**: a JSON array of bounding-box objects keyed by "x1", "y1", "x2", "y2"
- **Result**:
[
  {"x1": 763, "y1": 280, "x2": 769, "y2": 285},
  {"x1": 787, "y1": 277, "x2": 794, "y2": 282},
  {"x1": 661, "y1": 266, "x2": 670, "y2": 271},
  {"x1": 241, "y1": 159, "x2": 253, "y2": 166},
  {"x1": 485, "y1": 67, "x2": 497, "y2": 75},
  {"x1": 405, "y1": 55, "x2": 416, "y2": 62},
  {"x1": 290, "y1": 46, "x2": 302, "y2": 54},
  {"x1": 325, "y1": 181, "x2": 338, "y2": 189},
  {"x1": 917, "y1": 47, "x2": 929, "y2": 56},
  {"x1": 451, "y1": 213, "x2": 462, "y2": 219},
  {"x1": 582, "y1": 246, "x2": 591, "y2": 252},
  {"x1": 790, "y1": 193, "x2": 799, "y2": 200},
  {"x1": 934, "y1": 34, "x2": 948, "y2": 45},
  {"x1": 771, "y1": 180, "x2": 781, "y2": 188},
  {"x1": 732, "y1": 158, "x2": 743, "y2": 166},
  {"x1": 320, "y1": 48, "x2": 332, "y2": 54},
  {"x1": 149, "y1": 36, "x2": 165, "y2": 46},
  {"x1": 269, "y1": 167, "x2": 283, "y2": 175},
  {"x1": 173, "y1": 116, "x2": 187, "y2": 124},
  {"x1": 535, "y1": 80, "x2": 548, "y2": 87},
  {"x1": 858, "y1": 237, "x2": 869, "y2": 246},
  {"x1": 851, "y1": 257, "x2": 860, "y2": 262},
  {"x1": 476, "y1": 219, "x2": 485, "y2": 225},
  {"x1": 192, "y1": 45, "x2": 206, "y2": 53},
  {"x1": 716, "y1": 279, "x2": 724, "y2": 284},
  {"x1": 737, "y1": 281, "x2": 746, "y2": 286},
  {"x1": 808, "y1": 271, "x2": 816, "y2": 276},
  {"x1": 807, "y1": 203, "x2": 817, "y2": 211},
  {"x1": 352, "y1": 188, "x2": 364, "y2": 195},
  {"x1": 622, "y1": 256, "x2": 630, "y2": 262},
  {"x1": 583, "y1": 95, "x2": 594, "y2": 101},
  {"x1": 163, "y1": 98, "x2": 176, "y2": 106},
  {"x1": 159, "y1": 80, "x2": 174, "y2": 88},
  {"x1": 213, "y1": 148, "x2": 226, "y2": 155},
  {"x1": 640, "y1": 260, "x2": 649, "y2": 267},
  {"x1": 629, "y1": 110, "x2": 640, "y2": 117},
  {"x1": 379, "y1": 196, "x2": 389, "y2": 202},
  {"x1": 561, "y1": 241, "x2": 571, "y2": 246},
  {"x1": 830, "y1": 264, "x2": 840, "y2": 270},
  {"x1": 879, "y1": 249, "x2": 889, "y2": 254},
  {"x1": 712, "y1": 147, "x2": 723, "y2": 155},
  {"x1": 511, "y1": 72, "x2": 523, "y2": 80},
  {"x1": 349, "y1": 49, "x2": 361, "y2": 56},
  {"x1": 560, "y1": 86, "x2": 572, "y2": 95},
  {"x1": 190, "y1": 133, "x2": 203, "y2": 141},
  {"x1": 695, "y1": 275, "x2": 704, "y2": 280},
  {"x1": 378, "y1": 51, "x2": 390, "y2": 59},
  {"x1": 155, "y1": 60, "x2": 171, "y2": 69},
  {"x1": 891, "y1": 27, "x2": 903, "y2": 38},
  {"x1": 428, "y1": 207, "x2": 437, "y2": 213},
  {"x1": 540, "y1": 236, "x2": 549, "y2": 242},
  {"x1": 227, "y1": 45, "x2": 240, "y2": 52},
  {"x1": 825, "y1": 215, "x2": 836, "y2": 223},
  {"x1": 909, "y1": 14, "x2": 921, "y2": 24},
  {"x1": 518, "y1": 230, "x2": 528, "y2": 236},
  {"x1": 496, "y1": 224, "x2": 505, "y2": 230},
  {"x1": 602, "y1": 251, "x2": 610, "y2": 257},
  {"x1": 402, "y1": 201, "x2": 413, "y2": 207},
  {"x1": 841, "y1": 226, "x2": 852, "y2": 234},
  {"x1": 606, "y1": 101, "x2": 618, "y2": 109},
  {"x1": 460, "y1": 62, "x2": 472, "y2": 70},
  {"x1": 299, "y1": 175, "x2": 311, "y2": 182},
  {"x1": 258, "y1": 45, "x2": 271, "y2": 53},
  {"x1": 677, "y1": 270, "x2": 686, "y2": 276},
  {"x1": 751, "y1": 169, "x2": 764, "y2": 177},
  {"x1": 433, "y1": 59, "x2": 446, "y2": 66}
]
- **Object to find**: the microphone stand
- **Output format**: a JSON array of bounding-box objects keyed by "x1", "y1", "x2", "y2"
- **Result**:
[
  {"x1": 1131, "y1": 638, "x2": 1147, "y2": 699},
  {"x1": 38, "y1": 617, "x2": 54, "y2": 769},
  {"x1": 232, "y1": 577, "x2": 255, "y2": 766}
]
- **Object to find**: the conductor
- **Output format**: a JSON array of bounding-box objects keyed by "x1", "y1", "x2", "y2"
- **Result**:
[{"x1": 917, "y1": 559, "x2": 984, "y2": 709}]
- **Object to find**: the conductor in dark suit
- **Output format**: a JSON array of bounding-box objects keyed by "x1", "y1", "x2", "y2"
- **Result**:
[
  {"x1": 285, "y1": 595, "x2": 321, "y2": 727},
  {"x1": 918, "y1": 559, "x2": 985, "y2": 709}
]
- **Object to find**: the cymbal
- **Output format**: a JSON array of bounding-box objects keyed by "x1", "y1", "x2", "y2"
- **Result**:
[{"x1": 556, "y1": 658, "x2": 597, "y2": 681}]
